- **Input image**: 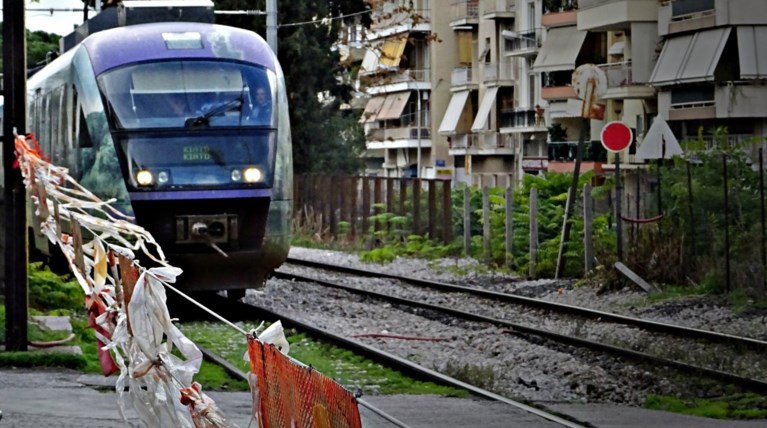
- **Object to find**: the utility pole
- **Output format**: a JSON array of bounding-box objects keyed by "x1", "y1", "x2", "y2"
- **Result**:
[
  {"x1": 266, "y1": 0, "x2": 277, "y2": 54},
  {"x1": 3, "y1": 0, "x2": 29, "y2": 351}
]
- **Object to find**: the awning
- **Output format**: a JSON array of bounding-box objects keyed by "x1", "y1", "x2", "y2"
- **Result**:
[
  {"x1": 379, "y1": 35, "x2": 409, "y2": 69},
  {"x1": 737, "y1": 26, "x2": 767, "y2": 79},
  {"x1": 377, "y1": 91, "x2": 411, "y2": 121},
  {"x1": 533, "y1": 26, "x2": 588, "y2": 73},
  {"x1": 360, "y1": 41, "x2": 383, "y2": 73},
  {"x1": 471, "y1": 87, "x2": 499, "y2": 132},
  {"x1": 359, "y1": 96, "x2": 387, "y2": 123},
  {"x1": 649, "y1": 27, "x2": 731, "y2": 86},
  {"x1": 439, "y1": 90, "x2": 470, "y2": 135}
]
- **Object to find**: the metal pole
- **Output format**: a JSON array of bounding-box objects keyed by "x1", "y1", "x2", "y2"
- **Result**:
[
  {"x1": 416, "y1": 88, "x2": 422, "y2": 178},
  {"x1": 266, "y1": 0, "x2": 278, "y2": 54},
  {"x1": 615, "y1": 152, "x2": 623, "y2": 262},
  {"x1": 686, "y1": 160, "x2": 696, "y2": 260},
  {"x1": 723, "y1": 154, "x2": 731, "y2": 293},
  {"x1": 555, "y1": 117, "x2": 589, "y2": 278},
  {"x1": 759, "y1": 148, "x2": 765, "y2": 281},
  {"x1": 3, "y1": 0, "x2": 29, "y2": 351}
]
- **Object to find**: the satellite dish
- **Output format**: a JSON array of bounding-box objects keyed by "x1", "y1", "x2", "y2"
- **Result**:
[{"x1": 571, "y1": 64, "x2": 607, "y2": 100}]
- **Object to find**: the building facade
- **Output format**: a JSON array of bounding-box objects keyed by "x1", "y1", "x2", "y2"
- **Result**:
[{"x1": 351, "y1": 0, "x2": 767, "y2": 185}]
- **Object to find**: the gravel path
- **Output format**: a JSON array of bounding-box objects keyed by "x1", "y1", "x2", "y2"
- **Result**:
[{"x1": 242, "y1": 247, "x2": 767, "y2": 406}]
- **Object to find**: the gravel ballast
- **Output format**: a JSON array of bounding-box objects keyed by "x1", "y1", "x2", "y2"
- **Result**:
[{"x1": 242, "y1": 247, "x2": 767, "y2": 406}]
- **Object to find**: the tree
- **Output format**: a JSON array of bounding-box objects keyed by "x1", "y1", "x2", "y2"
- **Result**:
[
  {"x1": 0, "y1": 25, "x2": 60, "y2": 72},
  {"x1": 213, "y1": 0, "x2": 370, "y2": 174}
]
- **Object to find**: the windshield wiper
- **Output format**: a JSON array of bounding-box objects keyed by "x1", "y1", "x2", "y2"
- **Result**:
[{"x1": 185, "y1": 97, "x2": 243, "y2": 128}]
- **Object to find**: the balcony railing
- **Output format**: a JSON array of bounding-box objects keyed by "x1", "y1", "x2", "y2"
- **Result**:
[
  {"x1": 481, "y1": 62, "x2": 515, "y2": 83},
  {"x1": 450, "y1": 133, "x2": 512, "y2": 150},
  {"x1": 500, "y1": 108, "x2": 543, "y2": 129},
  {"x1": 672, "y1": 0, "x2": 714, "y2": 18},
  {"x1": 368, "y1": 126, "x2": 431, "y2": 142},
  {"x1": 474, "y1": 132, "x2": 512, "y2": 150},
  {"x1": 371, "y1": 0, "x2": 432, "y2": 30},
  {"x1": 504, "y1": 28, "x2": 541, "y2": 54},
  {"x1": 394, "y1": 69, "x2": 430, "y2": 84},
  {"x1": 598, "y1": 61, "x2": 634, "y2": 88},
  {"x1": 670, "y1": 85, "x2": 715, "y2": 107},
  {"x1": 542, "y1": 0, "x2": 578, "y2": 14},
  {"x1": 482, "y1": 0, "x2": 515, "y2": 14},
  {"x1": 451, "y1": 0, "x2": 479, "y2": 21},
  {"x1": 451, "y1": 67, "x2": 475, "y2": 86}
]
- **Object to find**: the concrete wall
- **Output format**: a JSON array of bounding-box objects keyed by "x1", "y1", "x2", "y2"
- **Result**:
[
  {"x1": 630, "y1": 22, "x2": 659, "y2": 84},
  {"x1": 429, "y1": 1, "x2": 456, "y2": 171}
]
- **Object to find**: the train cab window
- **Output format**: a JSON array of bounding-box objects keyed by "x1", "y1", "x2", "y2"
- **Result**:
[{"x1": 98, "y1": 60, "x2": 276, "y2": 129}]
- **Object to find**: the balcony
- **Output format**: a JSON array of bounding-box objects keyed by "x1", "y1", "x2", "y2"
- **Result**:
[
  {"x1": 370, "y1": 0, "x2": 432, "y2": 35},
  {"x1": 482, "y1": 0, "x2": 515, "y2": 19},
  {"x1": 451, "y1": 66, "x2": 478, "y2": 89},
  {"x1": 542, "y1": 0, "x2": 578, "y2": 27},
  {"x1": 503, "y1": 28, "x2": 541, "y2": 57},
  {"x1": 577, "y1": 0, "x2": 658, "y2": 32},
  {"x1": 362, "y1": 69, "x2": 431, "y2": 93},
  {"x1": 597, "y1": 61, "x2": 656, "y2": 100},
  {"x1": 658, "y1": 0, "x2": 715, "y2": 35},
  {"x1": 658, "y1": 83, "x2": 767, "y2": 121},
  {"x1": 449, "y1": 133, "x2": 514, "y2": 154},
  {"x1": 499, "y1": 108, "x2": 547, "y2": 132},
  {"x1": 542, "y1": 85, "x2": 577, "y2": 100},
  {"x1": 450, "y1": 0, "x2": 479, "y2": 28},
  {"x1": 367, "y1": 124, "x2": 432, "y2": 150},
  {"x1": 547, "y1": 141, "x2": 607, "y2": 173},
  {"x1": 481, "y1": 62, "x2": 515, "y2": 85}
]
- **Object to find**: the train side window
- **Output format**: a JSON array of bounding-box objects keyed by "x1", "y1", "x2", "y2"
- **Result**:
[
  {"x1": 77, "y1": 109, "x2": 93, "y2": 148},
  {"x1": 71, "y1": 86, "x2": 78, "y2": 148}
]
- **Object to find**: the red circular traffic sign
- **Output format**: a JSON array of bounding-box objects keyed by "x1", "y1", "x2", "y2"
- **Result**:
[{"x1": 600, "y1": 121, "x2": 633, "y2": 152}]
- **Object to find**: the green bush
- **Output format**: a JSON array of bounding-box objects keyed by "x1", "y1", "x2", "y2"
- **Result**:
[{"x1": 28, "y1": 262, "x2": 83, "y2": 312}]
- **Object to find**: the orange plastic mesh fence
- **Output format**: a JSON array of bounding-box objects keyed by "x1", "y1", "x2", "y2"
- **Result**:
[{"x1": 247, "y1": 336, "x2": 362, "y2": 428}]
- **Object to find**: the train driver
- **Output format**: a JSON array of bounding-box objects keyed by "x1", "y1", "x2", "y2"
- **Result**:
[{"x1": 251, "y1": 86, "x2": 272, "y2": 124}]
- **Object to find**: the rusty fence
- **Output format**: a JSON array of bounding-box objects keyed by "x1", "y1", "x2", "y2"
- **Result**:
[{"x1": 293, "y1": 174, "x2": 453, "y2": 244}]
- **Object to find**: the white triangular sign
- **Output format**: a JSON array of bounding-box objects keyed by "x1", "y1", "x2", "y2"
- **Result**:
[{"x1": 636, "y1": 115, "x2": 683, "y2": 160}]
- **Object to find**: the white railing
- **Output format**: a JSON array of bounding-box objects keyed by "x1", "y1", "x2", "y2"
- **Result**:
[
  {"x1": 481, "y1": 62, "x2": 515, "y2": 82},
  {"x1": 482, "y1": 0, "x2": 515, "y2": 13},
  {"x1": 597, "y1": 61, "x2": 634, "y2": 87},
  {"x1": 452, "y1": 67, "x2": 475, "y2": 86},
  {"x1": 452, "y1": 0, "x2": 479, "y2": 20}
]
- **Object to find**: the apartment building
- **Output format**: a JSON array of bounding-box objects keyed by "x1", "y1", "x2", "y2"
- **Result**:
[
  {"x1": 648, "y1": 0, "x2": 767, "y2": 148},
  {"x1": 356, "y1": 0, "x2": 450, "y2": 179},
  {"x1": 353, "y1": 0, "x2": 767, "y2": 184}
]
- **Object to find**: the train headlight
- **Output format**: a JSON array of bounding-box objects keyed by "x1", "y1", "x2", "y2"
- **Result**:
[
  {"x1": 243, "y1": 167, "x2": 262, "y2": 183},
  {"x1": 136, "y1": 170, "x2": 154, "y2": 186},
  {"x1": 157, "y1": 171, "x2": 170, "y2": 185},
  {"x1": 231, "y1": 169, "x2": 242, "y2": 182}
]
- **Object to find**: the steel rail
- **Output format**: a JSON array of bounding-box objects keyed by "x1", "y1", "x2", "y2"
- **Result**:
[
  {"x1": 196, "y1": 342, "x2": 414, "y2": 428},
  {"x1": 218, "y1": 298, "x2": 587, "y2": 428},
  {"x1": 273, "y1": 270, "x2": 767, "y2": 394},
  {"x1": 285, "y1": 257, "x2": 767, "y2": 351}
]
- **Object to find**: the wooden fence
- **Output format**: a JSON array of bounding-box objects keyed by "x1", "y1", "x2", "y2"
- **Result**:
[{"x1": 293, "y1": 175, "x2": 453, "y2": 244}]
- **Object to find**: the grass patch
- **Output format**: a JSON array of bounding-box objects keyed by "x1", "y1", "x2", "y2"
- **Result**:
[
  {"x1": 179, "y1": 321, "x2": 468, "y2": 397},
  {"x1": 645, "y1": 393, "x2": 767, "y2": 420}
]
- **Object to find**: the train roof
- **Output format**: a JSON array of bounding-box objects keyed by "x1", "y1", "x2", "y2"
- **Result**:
[{"x1": 81, "y1": 22, "x2": 276, "y2": 76}]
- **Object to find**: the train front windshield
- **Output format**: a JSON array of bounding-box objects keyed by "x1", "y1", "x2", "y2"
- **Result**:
[{"x1": 98, "y1": 60, "x2": 278, "y2": 190}]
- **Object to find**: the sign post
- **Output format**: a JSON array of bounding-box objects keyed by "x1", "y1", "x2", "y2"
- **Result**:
[
  {"x1": 601, "y1": 121, "x2": 633, "y2": 262},
  {"x1": 555, "y1": 64, "x2": 606, "y2": 279}
]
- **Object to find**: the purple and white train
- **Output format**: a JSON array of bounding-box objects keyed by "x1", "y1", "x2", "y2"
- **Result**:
[{"x1": 26, "y1": 4, "x2": 292, "y2": 298}]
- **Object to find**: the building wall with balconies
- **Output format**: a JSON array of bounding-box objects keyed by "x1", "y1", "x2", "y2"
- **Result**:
[{"x1": 658, "y1": 0, "x2": 767, "y2": 37}]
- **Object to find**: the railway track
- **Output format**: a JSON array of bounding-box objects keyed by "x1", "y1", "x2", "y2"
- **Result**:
[
  {"x1": 190, "y1": 294, "x2": 587, "y2": 428},
  {"x1": 274, "y1": 258, "x2": 767, "y2": 393}
]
